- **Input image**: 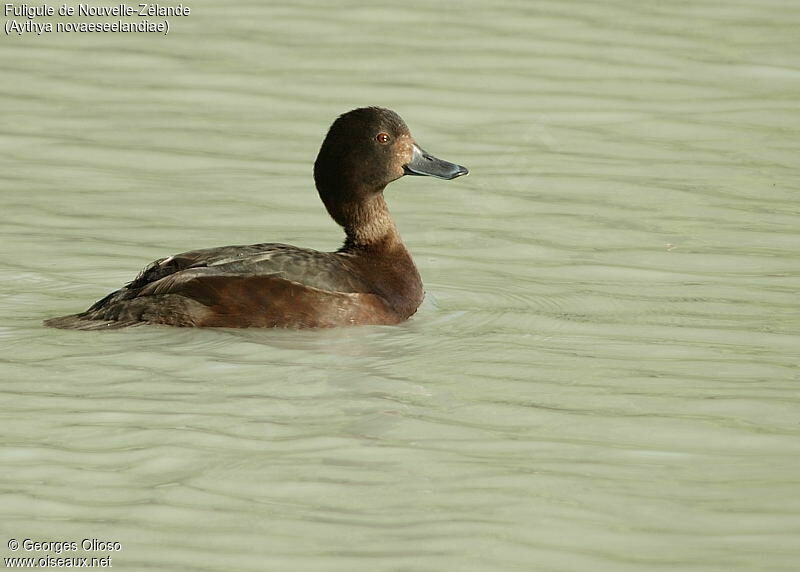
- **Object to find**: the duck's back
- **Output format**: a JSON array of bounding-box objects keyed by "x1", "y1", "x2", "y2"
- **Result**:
[{"x1": 44, "y1": 242, "x2": 420, "y2": 330}]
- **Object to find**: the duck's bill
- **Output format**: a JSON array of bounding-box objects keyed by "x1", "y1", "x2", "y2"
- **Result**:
[{"x1": 403, "y1": 144, "x2": 469, "y2": 180}]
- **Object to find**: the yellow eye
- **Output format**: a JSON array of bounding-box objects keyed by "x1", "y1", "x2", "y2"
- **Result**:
[{"x1": 376, "y1": 132, "x2": 390, "y2": 144}]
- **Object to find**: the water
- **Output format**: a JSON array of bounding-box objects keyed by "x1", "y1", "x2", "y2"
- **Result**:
[{"x1": 2, "y1": 0, "x2": 799, "y2": 570}]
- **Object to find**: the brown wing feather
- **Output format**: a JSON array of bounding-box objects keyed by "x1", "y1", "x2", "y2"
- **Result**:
[
  {"x1": 177, "y1": 274, "x2": 400, "y2": 328},
  {"x1": 48, "y1": 272, "x2": 400, "y2": 329}
]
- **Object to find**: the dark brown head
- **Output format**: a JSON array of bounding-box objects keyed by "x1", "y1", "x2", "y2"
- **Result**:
[{"x1": 313, "y1": 107, "x2": 468, "y2": 231}]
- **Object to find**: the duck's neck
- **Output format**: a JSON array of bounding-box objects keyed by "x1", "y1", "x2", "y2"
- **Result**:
[
  {"x1": 344, "y1": 194, "x2": 403, "y2": 250},
  {"x1": 320, "y1": 186, "x2": 401, "y2": 251}
]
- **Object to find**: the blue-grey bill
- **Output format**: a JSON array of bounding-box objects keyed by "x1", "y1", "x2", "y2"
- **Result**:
[{"x1": 403, "y1": 144, "x2": 468, "y2": 180}]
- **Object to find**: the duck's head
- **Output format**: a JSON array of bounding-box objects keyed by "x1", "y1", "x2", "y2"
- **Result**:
[{"x1": 314, "y1": 107, "x2": 468, "y2": 229}]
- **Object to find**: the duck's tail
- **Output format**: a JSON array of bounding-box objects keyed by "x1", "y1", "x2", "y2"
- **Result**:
[{"x1": 43, "y1": 313, "x2": 139, "y2": 330}]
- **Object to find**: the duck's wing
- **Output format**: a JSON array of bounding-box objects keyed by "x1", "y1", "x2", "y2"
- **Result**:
[
  {"x1": 137, "y1": 271, "x2": 397, "y2": 328},
  {"x1": 126, "y1": 243, "x2": 365, "y2": 293},
  {"x1": 44, "y1": 244, "x2": 380, "y2": 329}
]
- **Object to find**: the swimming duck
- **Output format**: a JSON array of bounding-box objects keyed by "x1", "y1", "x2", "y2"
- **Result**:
[{"x1": 45, "y1": 107, "x2": 468, "y2": 329}]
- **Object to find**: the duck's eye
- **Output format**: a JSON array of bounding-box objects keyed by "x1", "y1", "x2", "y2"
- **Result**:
[{"x1": 376, "y1": 132, "x2": 390, "y2": 144}]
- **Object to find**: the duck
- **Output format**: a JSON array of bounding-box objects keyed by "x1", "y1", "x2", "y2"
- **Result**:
[{"x1": 44, "y1": 107, "x2": 468, "y2": 330}]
